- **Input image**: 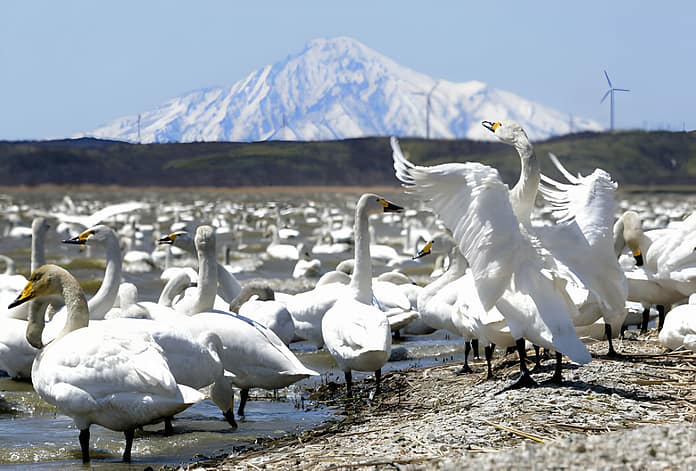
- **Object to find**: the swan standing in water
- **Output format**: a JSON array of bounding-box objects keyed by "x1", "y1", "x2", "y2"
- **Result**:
[
  {"x1": 9, "y1": 265, "x2": 203, "y2": 463},
  {"x1": 392, "y1": 134, "x2": 591, "y2": 389},
  {"x1": 321, "y1": 193, "x2": 402, "y2": 397}
]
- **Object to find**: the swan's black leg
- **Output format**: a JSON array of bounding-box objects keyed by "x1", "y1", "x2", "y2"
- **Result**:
[
  {"x1": 497, "y1": 338, "x2": 537, "y2": 393},
  {"x1": 237, "y1": 389, "x2": 249, "y2": 417},
  {"x1": 471, "y1": 338, "x2": 480, "y2": 360},
  {"x1": 531, "y1": 344, "x2": 543, "y2": 372},
  {"x1": 546, "y1": 351, "x2": 563, "y2": 384},
  {"x1": 657, "y1": 305, "x2": 666, "y2": 331},
  {"x1": 79, "y1": 428, "x2": 90, "y2": 463},
  {"x1": 485, "y1": 344, "x2": 495, "y2": 380},
  {"x1": 374, "y1": 369, "x2": 382, "y2": 394},
  {"x1": 640, "y1": 308, "x2": 650, "y2": 334},
  {"x1": 345, "y1": 371, "x2": 353, "y2": 398},
  {"x1": 454, "y1": 341, "x2": 474, "y2": 374},
  {"x1": 223, "y1": 409, "x2": 238, "y2": 429},
  {"x1": 605, "y1": 323, "x2": 622, "y2": 358},
  {"x1": 164, "y1": 417, "x2": 173, "y2": 435},
  {"x1": 123, "y1": 429, "x2": 134, "y2": 462}
]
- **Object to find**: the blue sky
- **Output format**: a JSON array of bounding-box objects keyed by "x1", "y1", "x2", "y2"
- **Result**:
[{"x1": 1, "y1": 1, "x2": 694, "y2": 140}]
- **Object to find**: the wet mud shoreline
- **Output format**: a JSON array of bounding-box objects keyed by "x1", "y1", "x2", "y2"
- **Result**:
[{"x1": 173, "y1": 332, "x2": 696, "y2": 470}]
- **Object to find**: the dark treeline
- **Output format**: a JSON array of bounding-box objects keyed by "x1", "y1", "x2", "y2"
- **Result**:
[{"x1": 1, "y1": 131, "x2": 695, "y2": 188}]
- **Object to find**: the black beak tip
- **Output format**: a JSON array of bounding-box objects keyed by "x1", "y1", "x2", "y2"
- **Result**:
[
  {"x1": 634, "y1": 254, "x2": 644, "y2": 266},
  {"x1": 8, "y1": 298, "x2": 23, "y2": 309},
  {"x1": 62, "y1": 238, "x2": 83, "y2": 245},
  {"x1": 482, "y1": 121, "x2": 495, "y2": 132},
  {"x1": 158, "y1": 238, "x2": 173, "y2": 245}
]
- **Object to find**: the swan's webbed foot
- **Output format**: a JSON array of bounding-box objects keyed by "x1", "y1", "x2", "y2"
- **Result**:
[
  {"x1": 496, "y1": 339, "x2": 537, "y2": 394},
  {"x1": 223, "y1": 409, "x2": 238, "y2": 430},
  {"x1": 497, "y1": 371, "x2": 538, "y2": 394}
]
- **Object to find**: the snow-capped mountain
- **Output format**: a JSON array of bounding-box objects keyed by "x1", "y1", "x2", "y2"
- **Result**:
[{"x1": 81, "y1": 37, "x2": 602, "y2": 143}]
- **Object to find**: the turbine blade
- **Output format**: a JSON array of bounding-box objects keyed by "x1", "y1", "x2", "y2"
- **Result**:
[
  {"x1": 614, "y1": 88, "x2": 630, "y2": 92},
  {"x1": 600, "y1": 90, "x2": 611, "y2": 104},
  {"x1": 604, "y1": 70, "x2": 613, "y2": 87}
]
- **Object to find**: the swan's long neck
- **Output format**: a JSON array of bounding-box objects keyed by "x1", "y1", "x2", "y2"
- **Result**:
[
  {"x1": 420, "y1": 249, "x2": 469, "y2": 305},
  {"x1": 509, "y1": 140, "x2": 539, "y2": 227},
  {"x1": 56, "y1": 271, "x2": 90, "y2": 340},
  {"x1": 87, "y1": 232, "x2": 122, "y2": 319},
  {"x1": 194, "y1": 238, "x2": 218, "y2": 313},
  {"x1": 27, "y1": 269, "x2": 89, "y2": 348},
  {"x1": 31, "y1": 225, "x2": 46, "y2": 272},
  {"x1": 349, "y1": 197, "x2": 373, "y2": 304},
  {"x1": 158, "y1": 272, "x2": 191, "y2": 307}
]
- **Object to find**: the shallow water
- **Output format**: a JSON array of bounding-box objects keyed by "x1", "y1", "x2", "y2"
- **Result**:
[{"x1": 0, "y1": 188, "x2": 690, "y2": 467}]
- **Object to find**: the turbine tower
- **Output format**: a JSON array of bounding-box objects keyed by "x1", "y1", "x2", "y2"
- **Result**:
[
  {"x1": 600, "y1": 70, "x2": 629, "y2": 131},
  {"x1": 412, "y1": 81, "x2": 440, "y2": 139}
]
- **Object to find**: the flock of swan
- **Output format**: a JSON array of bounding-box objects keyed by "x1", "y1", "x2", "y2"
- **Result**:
[{"x1": 1, "y1": 120, "x2": 696, "y2": 464}]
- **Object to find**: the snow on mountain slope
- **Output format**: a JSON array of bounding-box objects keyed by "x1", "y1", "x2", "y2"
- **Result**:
[{"x1": 80, "y1": 37, "x2": 602, "y2": 143}]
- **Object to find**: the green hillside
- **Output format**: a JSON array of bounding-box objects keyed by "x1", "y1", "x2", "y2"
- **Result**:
[{"x1": 1, "y1": 131, "x2": 695, "y2": 189}]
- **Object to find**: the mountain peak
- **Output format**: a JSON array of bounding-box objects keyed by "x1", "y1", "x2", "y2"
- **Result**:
[{"x1": 80, "y1": 37, "x2": 602, "y2": 143}]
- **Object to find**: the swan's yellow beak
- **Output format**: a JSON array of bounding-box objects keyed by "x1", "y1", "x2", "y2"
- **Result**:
[
  {"x1": 632, "y1": 248, "x2": 643, "y2": 266},
  {"x1": 379, "y1": 198, "x2": 403, "y2": 213},
  {"x1": 413, "y1": 240, "x2": 433, "y2": 260},
  {"x1": 158, "y1": 233, "x2": 177, "y2": 245},
  {"x1": 8, "y1": 281, "x2": 34, "y2": 309},
  {"x1": 482, "y1": 121, "x2": 501, "y2": 133}
]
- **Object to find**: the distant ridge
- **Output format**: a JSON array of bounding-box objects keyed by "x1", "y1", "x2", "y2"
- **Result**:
[
  {"x1": 79, "y1": 37, "x2": 602, "y2": 143},
  {"x1": 4, "y1": 131, "x2": 694, "y2": 188}
]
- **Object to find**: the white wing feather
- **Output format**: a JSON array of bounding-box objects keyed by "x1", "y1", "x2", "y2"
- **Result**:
[
  {"x1": 391, "y1": 138, "x2": 591, "y2": 364},
  {"x1": 537, "y1": 153, "x2": 626, "y2": 313},
  {"x1": 392, "y1": 136, "x2": 528, "y2": 311}
]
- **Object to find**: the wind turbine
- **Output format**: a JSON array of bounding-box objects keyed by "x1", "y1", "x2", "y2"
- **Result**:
[
  {"x1": 600, "y1": 70, "x2": 629, "y2": 131},
  {"x1": 411, "y1": 81, "x2": 440, "y2": 139}
]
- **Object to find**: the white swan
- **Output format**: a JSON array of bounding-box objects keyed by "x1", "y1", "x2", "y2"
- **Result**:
[
  {"x1": 614, "y1": 210, "x2": 695, "y2": 329},
  {"x1": 321, "y1": 193, "x2": 402, "y2": 397},
  {"x1": 185, "y1": 310, "x2": 318, "y2": 416},
  {"x1": 292, "y1": 245, "x2": 321, "y2": 279},
  {"x1": 659, "y1": 295, "x2": 696, "y2": 352},
  {"x1": 10, "y1": 264, "x2": 203, "y2": 463},
  {"x1": 62, "y1": 224, "x2": 123, "y2": 319},
  {"x1": 533, "y1": 152, "x2": 628, "y2": 355},
  {"x1": 230, "y1": 284, "x2": 296, "y2": 345},
  {"x1": 169, "y1": 226, "x2": 219, "y2": 315},
  {"x1": 158, "y1": 229, "x2": 242, "y2": 305},
  {"x1": 0, "y1": 218, "x2": 51, "y2": 379},
  {"x1": 0, "y1": 217, "x2": 51, "y2": 320},
  {"x1": 264, "y1": 224, "x2": 300, "y2": 260},
  {"x1": 477, "y1": 123, "x2": 627, "y2": 358},
  {"x1": 392, "y1": 133, "x2": 591, "y2": 389},
  {"x1": 415, "y1": 243, "x2": 479, "y2": 372}
]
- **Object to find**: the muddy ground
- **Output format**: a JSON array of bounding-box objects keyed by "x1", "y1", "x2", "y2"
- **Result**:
[{"x1": 178, "y1": 331, "x2": 696, "y2": 470}]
